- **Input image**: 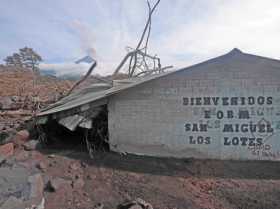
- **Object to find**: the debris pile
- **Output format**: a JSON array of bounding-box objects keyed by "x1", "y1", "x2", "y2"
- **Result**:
[
  {"x1": 38, "y1": 104, "x2": 110, "y2": 158},
  {"x1": 0, "y1": 157, "x2": 45, "y2": 209},
  {"x1": 0, "y1": 131, "x2": 156, "y2": 209},
  {"x1": 1, "y1": 129, "x2": 280, "y2": 209},
  {"x1": 0, "y1": 67, "x2": 74, "y2": 149},
  {"x1": 0, "y1": 67, "x2": 73, "y2": 102}
]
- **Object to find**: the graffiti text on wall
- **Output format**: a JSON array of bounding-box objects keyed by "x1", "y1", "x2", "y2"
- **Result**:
[{"x1": 183, "y1": 96, "x2": 274, "y2": 147}]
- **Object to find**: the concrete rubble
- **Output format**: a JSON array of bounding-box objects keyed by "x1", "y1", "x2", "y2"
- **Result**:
[
  {"x1": 0, "y1": 143, "x2": 14, "y2": 158},
  {"x1": 0, "y1": 158, "x2": 43, "y2": 209},
  {"x1": 0, "y1": 131, "x2": 45, "y2": 209},
  {"x1": 36, "y1": 162, "x2": 47, "y2": 172},
  {"x1": 23, "y1": 140, "x2": 40, "y2": 151},
  {"x1": 0, "y1": 133, "x2": 157, "y2": 209},
  {"x1": 0, "y1": 96, "x2": 21, "y2": 110},
  {"x1": 0, "y1": 112, "x2": 31, "y2": 145},
  {"x1": 13, "y1": 129, "x2": 30, "y2": 145}
]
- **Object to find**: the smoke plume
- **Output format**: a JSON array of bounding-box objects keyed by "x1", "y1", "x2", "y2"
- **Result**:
[{"x1": 71, "y1": 20, "x2": 97, "y2": 58}]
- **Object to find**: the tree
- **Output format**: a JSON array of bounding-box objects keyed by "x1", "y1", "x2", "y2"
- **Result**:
[
  {"x1": 19, "y1": 47, "x2": 42, "y2": 73},
  {"x1": 4, "y1": 53, "x2": 23, "y2": 67},
  {"x1": 4, "y1": 56, "x2": 15, "y2": 66},
  {"x1": 3, "y1": 47, "x2": 42, "y2": 71},
  {"x1": 18, "y1": 47, "x2": 43, "y2": 90},
  {"x1": 12, "y1": 53, "x2": 23, "y2": 67}
]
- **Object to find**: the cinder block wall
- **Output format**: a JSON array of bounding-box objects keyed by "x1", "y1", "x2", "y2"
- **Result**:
[{"x1": 108, "y1": 53, "x2": 280, "y2": 160}]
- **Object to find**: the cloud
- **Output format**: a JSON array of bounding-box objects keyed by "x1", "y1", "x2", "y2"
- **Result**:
[
  {"x1": 154, "y1": 0, "x2": 280, "y2": 66},
  {"x1": 2, "y1": 0, "x2": 280, "y2": 76}
]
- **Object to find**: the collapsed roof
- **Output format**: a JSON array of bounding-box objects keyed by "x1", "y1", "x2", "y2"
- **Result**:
[{"x1": 37, "y1": 48, "x2": 280, "y2": 129}]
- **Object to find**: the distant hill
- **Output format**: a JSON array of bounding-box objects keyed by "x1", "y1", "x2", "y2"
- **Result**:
[
  {"x1": 40, "y1": 69, "x2": 57, "y2": 76},
  {"x1": 40, "y1": 69, "x2": 81, "y2": 80}
]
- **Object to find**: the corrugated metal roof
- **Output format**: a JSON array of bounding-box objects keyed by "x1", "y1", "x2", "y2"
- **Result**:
[
  {"x1": 38, "y1": 71, "x2": 172, "y2": 116},
  {"x1": 38, "y1": 48, "x2": 280, "y2": 117}
]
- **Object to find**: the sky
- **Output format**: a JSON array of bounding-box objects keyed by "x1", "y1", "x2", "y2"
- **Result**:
[{"x1": 1, "y1": 0, "x2": 280, "y2": 75}]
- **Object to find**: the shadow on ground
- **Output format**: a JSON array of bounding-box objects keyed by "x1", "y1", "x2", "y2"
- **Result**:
[{"x1": 38, "y1": 145, "x2": 280, "y2": 180}]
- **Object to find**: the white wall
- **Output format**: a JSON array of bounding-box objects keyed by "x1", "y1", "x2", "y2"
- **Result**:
[{"x1": 108, "y1": 53, "x2": 280, "y2": 160}]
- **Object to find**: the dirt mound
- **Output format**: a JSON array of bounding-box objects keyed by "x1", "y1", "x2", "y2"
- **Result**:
[
  {"x1": 2, "y1": 136, "x2": 280, "y2": 209},
  {"x1": 0, "y1": 66, "x2": 74, "y2": 144},
  {"x1": 0, "y1": 66, "x2": 73, "y2": 102}
]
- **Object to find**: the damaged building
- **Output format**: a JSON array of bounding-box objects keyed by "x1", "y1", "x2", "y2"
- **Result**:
[{"x1": 37, "y1": 48, "x2": 280, "y2": 161}]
